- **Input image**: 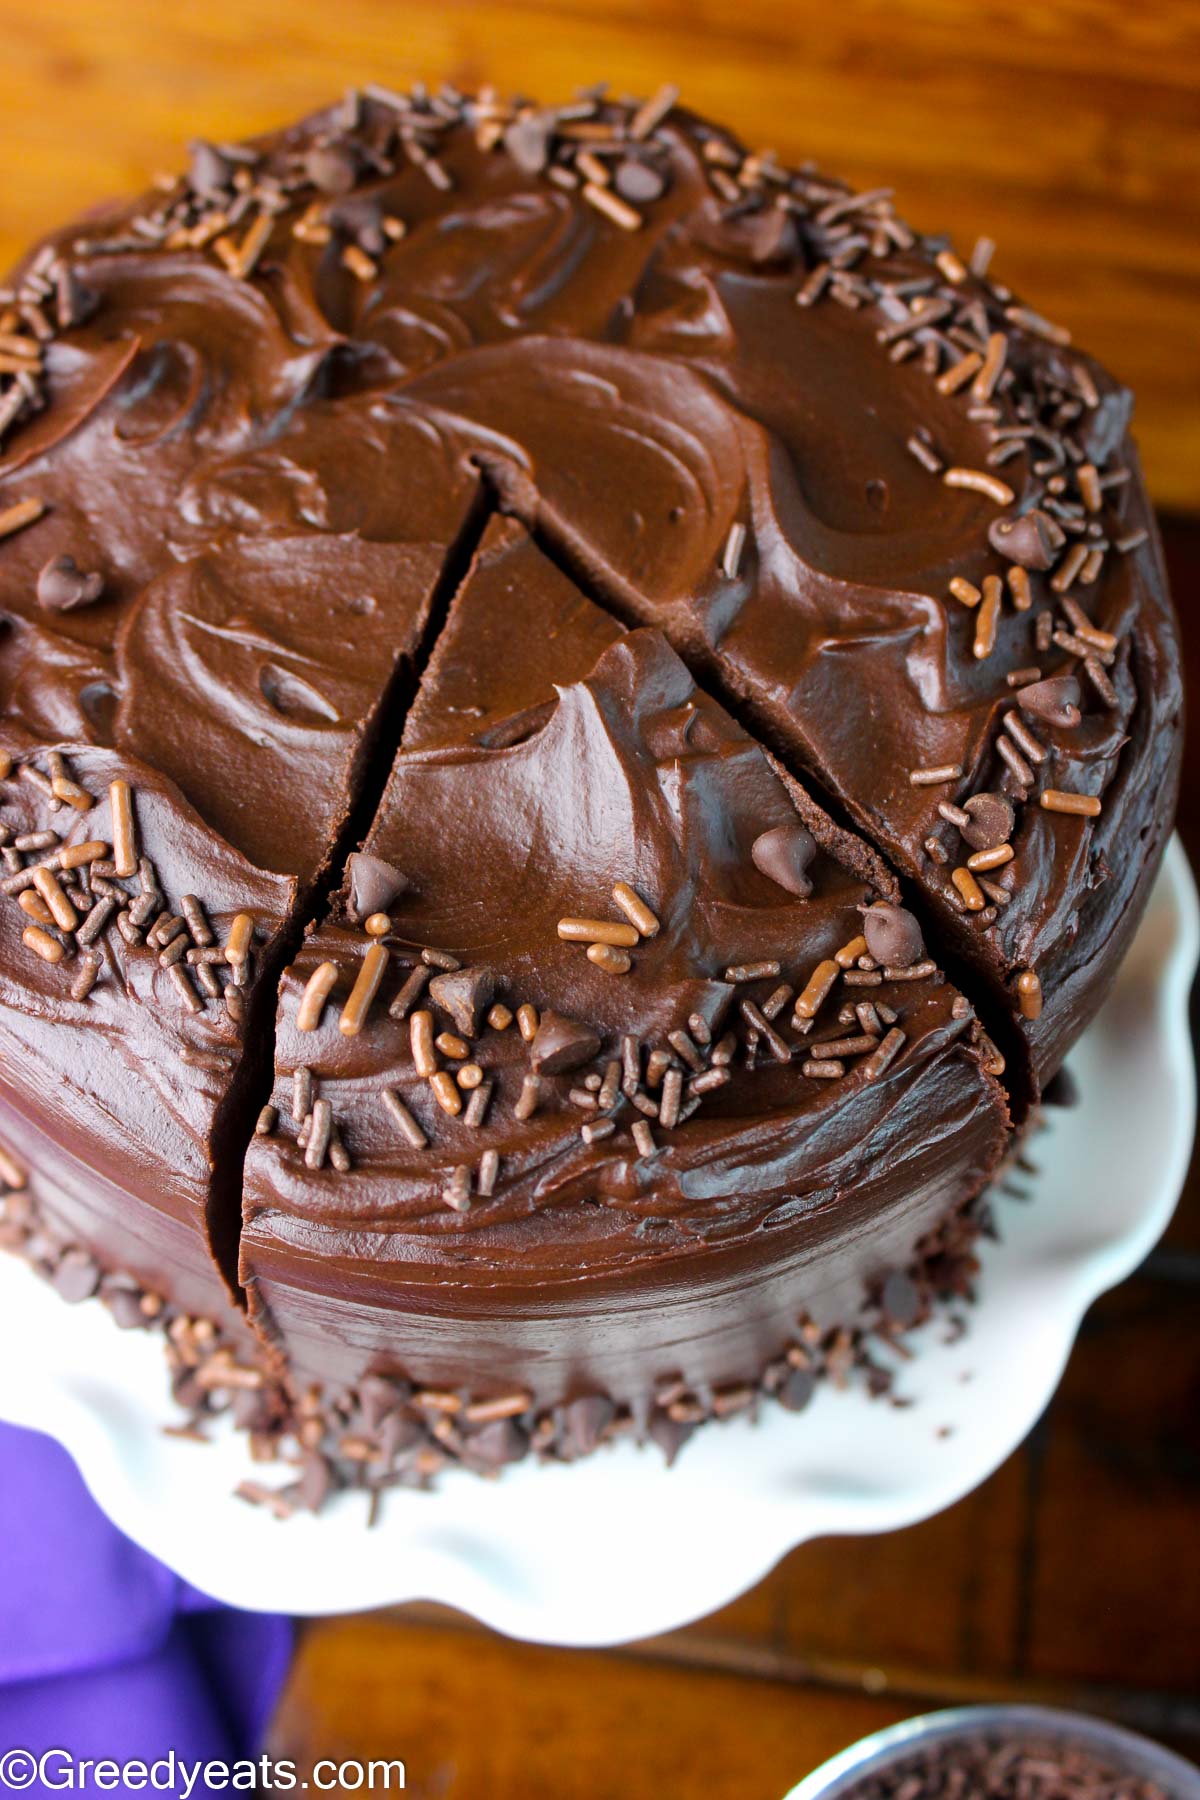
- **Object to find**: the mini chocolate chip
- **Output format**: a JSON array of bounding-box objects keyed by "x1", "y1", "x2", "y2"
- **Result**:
[
  {"x1": 881, "y1": 1270, "x2": 921, "y2": 1328},
  {"x1": 987, "y1": 510, "x2": 1057, "y2": 570},
  {"x1": 531, "y1": 1012, "x2": 602, "y2": 1075},
  {"x1": 346, "y1": 852, "x2": 408, "y2": 923},
  {"x1": 298, "y1": 1451, "x2": 335, "y2": 1511},
  {"x1": 648, "y1": 1413, "x2": 694, "y2": 1467},
  {"x1": 54, "y1": 266, "x2": 98, "y2": 331},
  {"x1": 467, "y1": 1418, "x2": 529, "y2": 1469},
  {"x1": 1017, "y1": 675, "x2": 1082, "y2": 729},
  {"x1": 305, "y1": 141, "x2": 359, "y2": 194},
  {"x1": 961, "y1": 792, "x2": 1015, "y2": 851},
  {"x1": 752, "y1": 823, "x2": 817, "y2": 897},
  {"x1": 328, "y1": 193, "x2": 386, "y2": 255},
  {"x1": 503, "y1": 115, "x2": 552, "y2": 174},
  {"x1": 428, "y1": 966, "x2": 496, "y2": 1037},
  {"x1": 359, "y1": 1372, "x2": 412, "y2": 1434},
  {"x1": 188, "y1": 139, "x2": 234, "y2": 195},
  {"x1": 52, "y1": 1248, "x2": 99, "y2": 1304},
  {"x1": 562, "y1": 1394, "x2": 616, "y2": 1458},
  {"x1": 776, "y1": 1365, "x2": 815, "y2": 1412},
  {"x1": 37, "y1": 555, "x2": 105, "y2": 613},
  {"x1": 863, "y1": 902, "x2": 924, "y2": 967},
  {"x1": 614, "y1": 159, "x2": 666, "y2": 204}
]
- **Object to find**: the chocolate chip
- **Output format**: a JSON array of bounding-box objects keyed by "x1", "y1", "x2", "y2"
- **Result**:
[
  {"x1": 297, "y1": 1451, "x2": 335, "y2": 1511},
  {"x1": 327, "y1": 193, "x2": 386, "y2": 255},
  {"x1": 751, "y1": 823, "x2": 817, "y2": 897},
  {"x1": 531, "y1": 1012, "x2": 602, "y2": 1075},
  {"x1": 1043, "y1": 1065, "x2": 1080, "y2": 1109},
  {"x1": 562, "y1": 1394, "x2": 615, "y2": 1457},
  {"x1": 987, "y1": 510, "x2": 1057, "y2": 570},
  {"x1": 881, "y1": 1270, "x2": 921, "y2": 1329},
  {"x1": 51, "y1": 1247, "x2": 99, "y2": 1304},
  {"x1": 358, "y1": 1372, "x2": 412, "y2": 1434},
  {"x1": 614, "y1": 159, "x2": 666, "y2": 204},
  {"x1": 1017, "y1": 675, "x2": 1082, "y2": 729},
  {"x1": 863, "y1": 902, "x2": 924, "y2": 968},
  {"x1": 648, "y1": 1412, "x2": 694, "y2": 1467},
  {"x1": 346, "y1": 852, "x2": 408, "y2": 923},
  {"x1": 961, "y1": 792, "x2": 1015, "y2": 851},
  {"x1": 37, "y1": 555, "x2": 105, "y2": 613},
  {"x1": 305, "y1": 141, "x2": 359, "y2": 194},
  {"x1": 776, "y1": 1365, "x2": 815, "y2": 1412},
  {"x1": 503, "y1": 115, "x2": 553, "y2": 174},
  {"x1": 467, "y1": 1418, "x2": 529, "y2": 1469},
  {"x1": 428, "y1": 965, "x2": 496, "y2": 1037},
  {"x1": 188, "y1": 139, "x2": 234, "y2": 195},
  {"x1": 54, "y1": 266, "x2": 98, "y2": 331}
]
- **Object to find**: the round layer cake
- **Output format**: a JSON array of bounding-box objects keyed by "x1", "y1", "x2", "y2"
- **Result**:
[{"x1": 0, "y1": 81, "x2": 1180, "y2": 1495}]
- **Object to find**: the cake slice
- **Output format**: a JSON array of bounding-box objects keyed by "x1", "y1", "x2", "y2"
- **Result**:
[
  {"x1": 240, "y1": 518, "x2": 1009, "y2": 1480},
  {"x1": 404, "y1": 195, "x2": 1181, "y2": 1107}
]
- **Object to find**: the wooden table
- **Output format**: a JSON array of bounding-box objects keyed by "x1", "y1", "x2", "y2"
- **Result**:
[{"x1": 263, "y1": 515, "x2": 1200, "y2": 1794}]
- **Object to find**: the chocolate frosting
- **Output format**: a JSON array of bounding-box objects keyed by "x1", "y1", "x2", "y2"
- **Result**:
[
  {"x1": 0, "y1": 80, "x2": 1178, "y2": 1434},
  {"x1": 242, "y1": 519, "x2": 1008, "y2": 1399}
]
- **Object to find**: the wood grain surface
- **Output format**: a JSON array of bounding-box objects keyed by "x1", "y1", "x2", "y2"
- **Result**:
[
  {"x1": 265, "y1": 516, "x2": 1200, "y2": 1799},
  {"x1": 0, "y1": 1, "x2": 1197, "y2": 503}
]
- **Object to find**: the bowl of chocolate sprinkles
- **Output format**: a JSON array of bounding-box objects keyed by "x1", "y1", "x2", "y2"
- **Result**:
[{"x1": 783, "y1": 1706, "x2": 1200, "y2": 1800}]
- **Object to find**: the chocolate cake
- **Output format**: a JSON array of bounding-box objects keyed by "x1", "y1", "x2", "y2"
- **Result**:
[{"x1": 0, "y1": 81, "x2": 1180, "y2": 1499}]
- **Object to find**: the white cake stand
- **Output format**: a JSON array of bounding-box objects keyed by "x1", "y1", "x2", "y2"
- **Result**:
[{"x1": 0, "y1": 839, "x2": 1194, "y2": 1647}]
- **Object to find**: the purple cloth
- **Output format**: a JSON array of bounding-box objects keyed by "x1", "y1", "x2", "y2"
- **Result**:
[{"x1": 0, "y1": 1420, "x2": 292, "y2": 1794}]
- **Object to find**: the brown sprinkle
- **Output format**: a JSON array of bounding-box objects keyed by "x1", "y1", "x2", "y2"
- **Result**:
[
  {"x1": 517, "y1": 1003, "x2": 538, "y2": 1041},
  {"x1": 835, "y1": 935, "x2": 868, "y2": 969},
  {"x1": 861, "y1": 1027, "x2": 906, "y2": 1081},
  {"x1": 947, "y1": 577, "x2": 980, "y2": 609},
  {"x1": 514, "y1": 1073, "x2": 540, "y2": 1121},
  {"x1": 22, "y1": 925, "x2": 64, "y2": 964},
  {"x1": 1040, "y1": 789, "x2": 1102, "y2": 818},
  {"x1": 803, "y1": 1060, "x2": 844, "y2": 1079},
  {"x1": 109, "y1": 779, "x2": 137, "y2": 878},
  {"x1": 435, "y1": 1031, "x2": 470, "y2": 1060},
  {"x1": 559, "y1": 916, "x2": 638, "y2": 947},
  {"x1": 169, "y1": 963, "x2": 203, "y2": 1014},
  {"x1": 411, "y1": 1010, "x2": 437, "y2": 1077},
  {"x1": 477, "y1": 1148, "x2": 500, "y2": 1195},
  {"x1": 724, "y1": 959, "x2": 780, "y2": 983},
  {"x1": 69, "y1": 953, "x2": 101, "y2": 1001},
  {"x1": 225, "y1": 911, "x2": 254, "y2": 965},
  {"x1": 966, "y1": 844, "x2": 1014, "y2": 873},
  {"x1": 631, "y1": 1120, "x2": 656, "y2": 1158},
  {"x1": 443, "y1": 1166, "x2": 471, "y2": 1213},
  {"x1": 936, "y1": 349, "x2": 983, "y2": 395},
  {"x1": 57, "y1": 838, "x2": 107, "y2": 871},
  {"x1": 0, "y1": 497, "x2": 46, "y2": 540},
  {"x1": 364, "y1": 911, "x2": 391, "y2": 938},
  {"x1": 943, "y1": 468, "x2": 1015, "y2": 507},
  {"x1": 429, "y1": 1071, "x2": 462, "y2": 1117},
  {"x1": 973, "y1": 575, "x2": 1002, "y2": 660},
  {"x1": 582, "y1": 182, "x2": 641, "y2": 231},
  {"x1": 951, "y1": 867, "x2": 986, "y2": 911},
  {"x1": 611, "y1": 880, "x2": 660, "y2": 937},
  {"x1": 910, "y1": 763, "x2": 962, "y2": 786},
  {"x1": 382, "y1": 1087, "x2": 427, "y2": 1149},
  {"x1": 296, "y1": 961, "x2": 338, "y2": 1032},
  {"x1": 487, "y1": 1003, "x2": 513, "y2": 1030},
  {"x1": 1016, "y1": 968, "x2": 1043, "y2": 1020},
  {"x1": 795, "y1": 959, "x2": 840, "y2": 1020},
  {"x1": 388, "y1": 963, "x2": 429, "y2": 1021},
  {"x1": 587, "y1": 942, "x2": 632, "y2": 975}
]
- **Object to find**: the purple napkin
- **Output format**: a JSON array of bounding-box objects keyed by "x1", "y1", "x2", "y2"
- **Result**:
[{"x1": 0, "y1": 1420, "x2": 292, "y2": 1794}]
